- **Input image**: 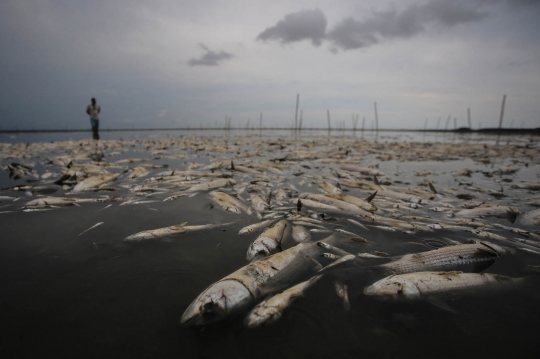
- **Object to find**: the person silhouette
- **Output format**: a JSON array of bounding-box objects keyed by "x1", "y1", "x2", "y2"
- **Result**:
[{"x1": 86, "y1": 98, "x2": 101, "y2": 140}]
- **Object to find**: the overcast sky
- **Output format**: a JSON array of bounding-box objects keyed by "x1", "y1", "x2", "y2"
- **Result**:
[{"x1": 1, "y1": 0, "x2": 539, "y2": 130}]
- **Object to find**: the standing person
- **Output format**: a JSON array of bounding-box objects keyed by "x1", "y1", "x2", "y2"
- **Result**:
[{"x1": 86, "y1": 98, "x2": 101, "y2": 140}]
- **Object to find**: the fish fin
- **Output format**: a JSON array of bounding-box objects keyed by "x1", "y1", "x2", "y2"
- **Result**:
[
  {"x1": 306, "y1": 256, "x2": 323, "y2": 271},
  {"x1": 365, "y1": 191, "x2": 377, "y2": 203},
  {"x1": 507, "y1": 208, "x2": 519, "y2": 224},
  {"x1": 318, "y1": 254, "x2": 356, "y2": 274},
  {"x1": 426, "y1": 297, "x2": 459, "y2": 314},
  {"x1": 471, "y1": 259, "x2": 496, "y2": 273},
  {"x1": 373, "y1": 176, "x2": 382, "y2": 189},
  {"x1": 428, "y1": 182, "x2": 438, "y2": 194}
]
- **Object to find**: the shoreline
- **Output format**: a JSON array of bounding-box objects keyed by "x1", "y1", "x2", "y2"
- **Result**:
[{"x1": 1, "y1": 127, "x2": 539, "y2": 135}]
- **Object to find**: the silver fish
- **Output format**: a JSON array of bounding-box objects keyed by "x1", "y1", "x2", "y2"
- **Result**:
[
  {"x1": 72, "y1": 172, "x2": 123, "y2": 192},
  {"x1": 334, "y1": 279, "x2": 351, "y2": 311},
  {"x1": 518, "y1": 208, "x2": 540, "y2": 226},
  {"x1": 379, "y1": 242, "x2": 509, "y2": 274},
  {"x1": 78, "y1": 222, "x2": 104, "y2": 236},
  {"x1": 364, "y1": 271, "x2": 523, "y2": 299},
  {"x1": 186, "y1": 178, "x2": 236, "y2": 192},
  {"x1": 209, "y1": 190, "x2": 251, "y2": 214},
  {"x1": 181, "y1": 242, "x2": 324, "y2": 326},
  {"x1": 124, "y1": 222, "x2": 232, "y2": 241},
  {"x1": 239, "y1": 219, "x2": 279, "y2": 235},
  {"x1": 246, "y1": 219, "x2": 290, "y2": 261},
  {"x1": 244, "y1": 275, "x2": 323, "y2": 328},
  {"x1": 455, "y1": 206, "x2": 520, "y2": 223}
]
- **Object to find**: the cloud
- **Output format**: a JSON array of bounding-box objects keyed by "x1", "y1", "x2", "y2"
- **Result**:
[
  {"x1": 256, "y1": 9, "x2": 327, "y2": 47},
  {"x1": 157, "y1": 109, "x2": 167, "y2": 118},
  {"x1": 257, "y1": 1, "x2": 539, "y2": 52},
  {"x1": 188, "y1": 44, "x2": 233, "y2": 66},
  {"x1": 327, "y1": 1, "x2": 490, "y2": 51}
]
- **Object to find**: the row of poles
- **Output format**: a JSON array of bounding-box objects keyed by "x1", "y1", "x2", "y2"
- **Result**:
[{"x1": 224, "y1": 94, "x2": 508, "y2": 132}]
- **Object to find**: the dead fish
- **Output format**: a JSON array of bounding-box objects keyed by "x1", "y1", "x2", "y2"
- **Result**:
[
  {"x1": 364, "y1": 271, "x2": 523, "y2": 300},
  {"x1": 518, "y1": 208, "x2": 540, "y2": 226},
  {"x1": 186, "y1": 178, "x2": 236, "y2": 192},
  {"x1": 24, "y1": 196, "x2": 105, "y2": 208},
  {"x1": 376, "y1": 190, "x2": 423, "y2": 204},
  {"x1": 72, "y1": 172, "x2": 123, "y2": 192},
  {"x1": 334, "y1": 229, "x2": 368, "y2": 241},
  {"x1": 163, "y1": 193, "x2": 190, "y2": 202},
  {"x1": 128, "y1": 166, "x2": 149, "y2": 179},
  {"x1": 318, "y1": 181, "x2": 342, "y2": 194},
  {"x1": 115, "y1": 158, "x2": 146, "y2": 165},
  {"x1": 379, "y1": 242, "x2": 509, "y2": 274},
  {"x1": 455, "y1": 206, "x2": 520, "y2": 223},
  {"x1": 250, "y1": 194, "x2": 270, "y2": 213},
  {"x1": 299, "y1": 193, "x2": 373, "y2": 217},
  {"x1": 239, "y1": 219, "x2": 279, "y2": 235},
  {"x1": 181, "y1": 241, "x2": 324, "y2": 326},
  {"x1": 466, "y1": 229, "x2": 509, "y2": 241},
  {"x1": 247, "y1": 219, "x2": 290, "y2": 261},
  {"x1": 511, "y1": 182, "x2": 540, "y2": 191},
  {"x1": 334, "y1": 279, "x2": 351, "y2": 311},
  {"x1": 78, "y1": 222, "x2": 104, "y2": 236},
  {"x1": 291, "y1": 198, "x2": 340, "y2": 212},
  {"x1": 347, "y1": 219, "x2": 369, "y2": 231},
  {"x1": 124, "y1": 222, "x2": 232, "y2": 241},
  {"x1": 244, "y1": 275, "x2": 323, "y2": 328},
  {"x1": 209, "y1": 190, "x2": 251, "y2": 214},
  {"x1": 325, "y1": 193, "x2": 377, "y2": 212},
  {"x1": 130, "y1": 185, "x2": 166, "y2": 193}
]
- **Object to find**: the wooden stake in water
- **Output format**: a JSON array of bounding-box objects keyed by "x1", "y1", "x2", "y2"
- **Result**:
[
  {"x1": 362, "y1": 116, "x2": 365, "y2": 134},
  {"x1": 444, "y1": 115, "x2": 451, "y2": 131},
  {"x1": 295, "y1": 94, "x2": 300, "y2": 132},
  {"x1": 374, "y1": 102, "x2": 379, "y2": 133},
  {"x1": 327, "y1": 110, "x2": 331, "y2": 132},
  {"x1": 498, "y1": 94, "x2": 507, "y2": 130}
]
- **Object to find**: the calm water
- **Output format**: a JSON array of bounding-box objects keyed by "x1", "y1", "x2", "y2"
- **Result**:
[{"x1": 1, "y1": 131, "x2": 539, "y2": 358}]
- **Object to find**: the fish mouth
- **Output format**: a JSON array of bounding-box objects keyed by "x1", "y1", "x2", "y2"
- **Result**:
[{"x1": 181, "y1": 280, "x2": 253, "y2": 326}]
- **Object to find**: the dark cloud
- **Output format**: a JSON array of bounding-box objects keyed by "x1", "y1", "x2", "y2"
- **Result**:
[
  {"x1": 188, "y1": 44, "x2": 233, "y2": 66},
  {"x1": 256, "y1": 9, "x2": 327, "y2": 46},
  {"x1": 257, "y1": 1, "x2": 540, "y2": 52},
  {"x1": 328, "y1": 1, "x2": 490, "y2": 50}
]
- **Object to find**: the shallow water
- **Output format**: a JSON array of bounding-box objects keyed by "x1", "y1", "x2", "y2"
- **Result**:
[{"x1": 1, "y1": 131, "x2": 539, "y2": 358}]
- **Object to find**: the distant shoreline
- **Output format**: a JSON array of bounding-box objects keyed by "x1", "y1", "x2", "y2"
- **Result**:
[{"x1": 0, "y1": 127, "x2": 539, "y2": 135}]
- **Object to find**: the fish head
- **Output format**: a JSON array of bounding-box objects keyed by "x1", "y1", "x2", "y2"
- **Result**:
[
  {"x1": 123, "y1": 232, "x2": 151, "y2": 242},
  {"x1": 239, "y1": 227, "x2": 253, "y2": 235},
  {"x1": 246, "y1": 237, "x2": 275, "y2": 261},
  {"x1": 181, "y1": 280, "x2": 252, "y2": 326},
  {"x1": 244, "y1": 304, "x2": 281, "y2": 329},
  {"x1": 364, "y1": 276, "x2": 421, "y2": 300}
]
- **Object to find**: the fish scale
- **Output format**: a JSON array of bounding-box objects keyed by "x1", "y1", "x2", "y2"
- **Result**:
[{"x1": 380, "y1": 243, "x2": 506, "y2": 274}]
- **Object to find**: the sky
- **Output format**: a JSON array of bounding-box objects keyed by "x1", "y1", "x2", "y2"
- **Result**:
[{"x1": 1, "y1": 0, "x2": 540, "y2": 130}]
